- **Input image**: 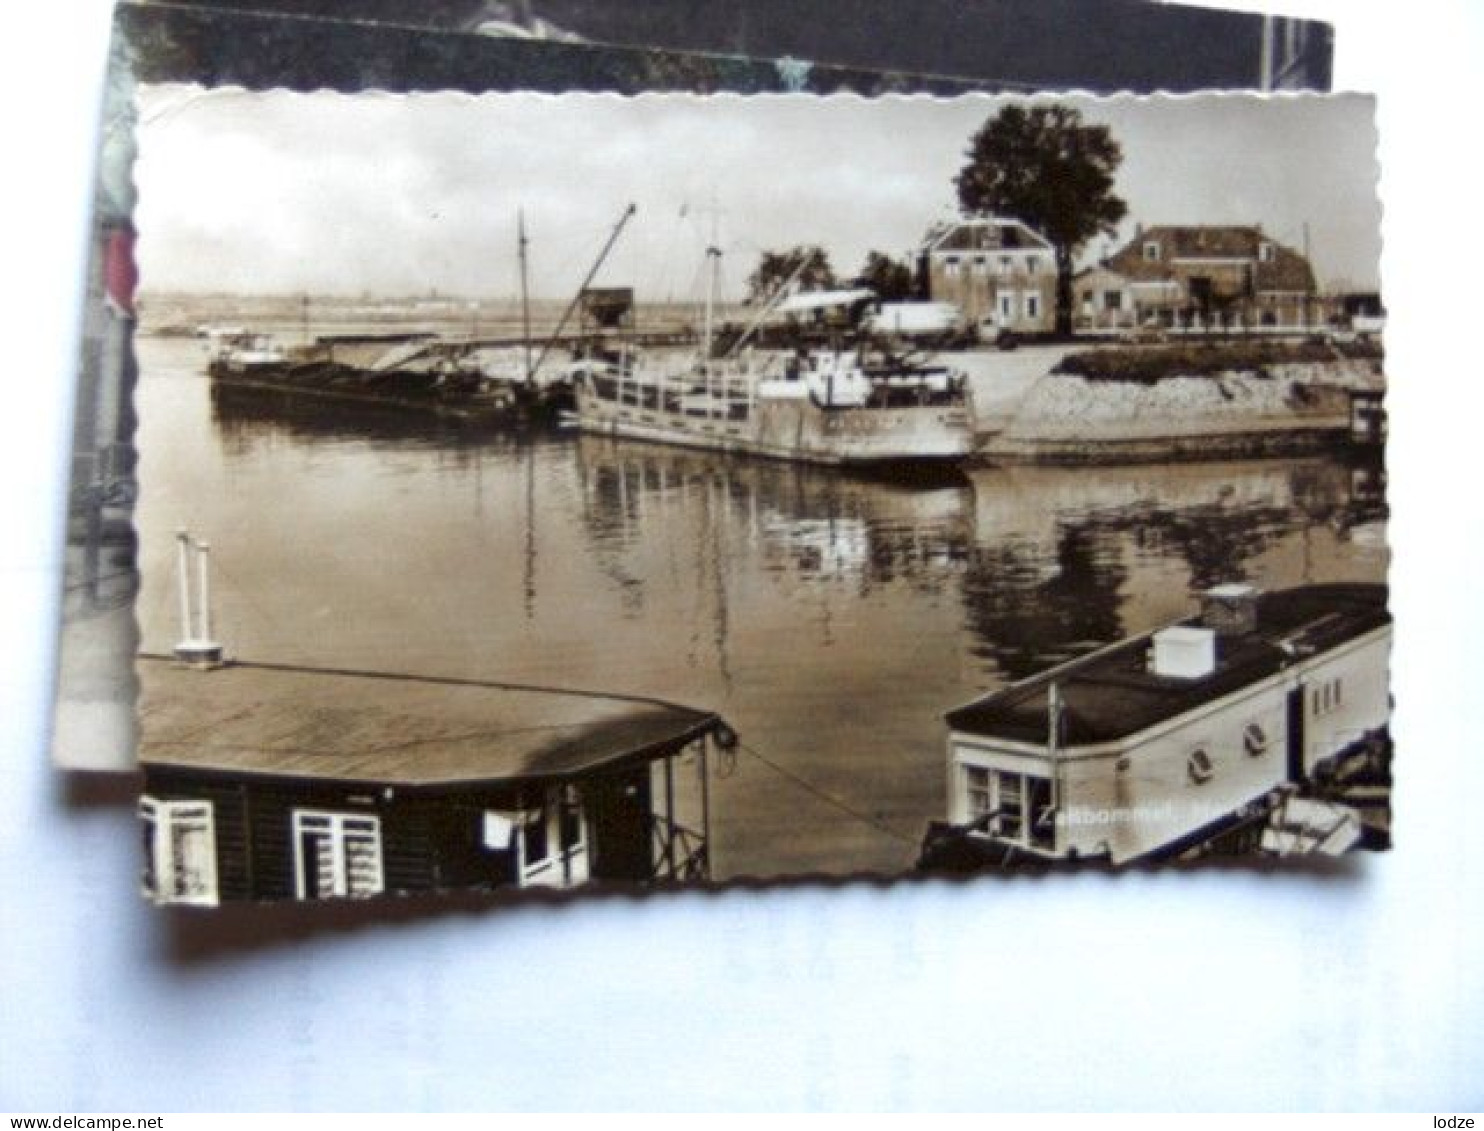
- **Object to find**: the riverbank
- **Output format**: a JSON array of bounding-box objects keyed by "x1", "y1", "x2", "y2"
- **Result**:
[{"x1": 974, "y1": 342, "x2": 1384, "y2": 464}]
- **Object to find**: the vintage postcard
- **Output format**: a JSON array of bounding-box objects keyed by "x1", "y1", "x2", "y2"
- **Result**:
[
  {"x1": 128, "y1": 88, "x2": 1388, "y2": 904},
  {"x1": 61, "y1": 0, "x2": 1334, "y2": 774}
]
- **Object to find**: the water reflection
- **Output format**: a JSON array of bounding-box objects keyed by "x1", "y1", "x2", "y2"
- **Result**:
[
  {"x1": 960, "y1": 458, "x2": 1388, "y2": 680},
  {"x1": 172, "y1": 355, "x2": 1389, "y2": 879}
]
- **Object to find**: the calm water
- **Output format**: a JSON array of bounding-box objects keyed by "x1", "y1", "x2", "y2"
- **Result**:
[{"x1": 134, "y1": 337, "x2": 1389, "y2": 878}]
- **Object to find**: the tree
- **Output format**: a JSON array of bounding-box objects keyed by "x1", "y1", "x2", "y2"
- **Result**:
[
  {"x1": 745, "y1": 246, "x2": 836, "y2": 305},
  {"x1": 854, "y1": 251, "x2": 916, "y2": 302},
  {"x1": 955, "y1": 105, "x2": 1127, "y2": 335}
]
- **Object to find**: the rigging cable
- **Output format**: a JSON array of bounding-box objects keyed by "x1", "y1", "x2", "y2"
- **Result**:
[{"x1": 736, "y1": 740, "x2": 916, "y2": 846}]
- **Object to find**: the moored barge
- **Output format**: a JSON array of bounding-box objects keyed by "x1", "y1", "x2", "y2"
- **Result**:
[
  {"x1": 919, "y1": 582, "x2": 1392, "y2": 870},
  {"x1": 137, "y1": 655, "x2": 731, "y2": 904}
]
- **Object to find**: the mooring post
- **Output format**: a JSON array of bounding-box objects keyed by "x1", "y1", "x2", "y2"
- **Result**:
[
  {"x1": 173, "y1": 529, "x2": 225, "y2": 668},
  {"x1": 176, "y1": 529, "x2": 194, "y2": 645},
  {"x1": 196, "y1": 540, "x2": 213, "y2": 644}
]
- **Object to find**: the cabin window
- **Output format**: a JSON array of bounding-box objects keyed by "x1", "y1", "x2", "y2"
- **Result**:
[
  {"x1": 559, "y1": 785, "x2": 585, "y2": 855},
  {"x1": 515, "y1": 790, "x2": 588, "y2": 888},
  {"x1": 292, "y1": 810, "x2": 384, "y2": 900},
  {"x1": 965, "y1": 766, "x2": 992, "y2": 820},
  {"x1": 963, "y1": 766, "x2": 1054, "y2": 850},
  {"x1": 139, "y1": 796, "x2": 219, "y2": 907},
  {"x1": 1143, "y1": 241, "x2": 1161, "y2": 263},
  {"x1": 1187, "y1": 748, "x2": 1215, "y2": 784},
  {"x1": 520, "y1": 807, "x2": 550, "y2": 873},
  {"x1": 1243, "y1": 722, "x2": 1269, "y2": 757}
]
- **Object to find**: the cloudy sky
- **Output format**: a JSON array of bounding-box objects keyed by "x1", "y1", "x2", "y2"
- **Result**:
[{"x1": 134, "y1": 87, "x2": 1382, "y2": 301}]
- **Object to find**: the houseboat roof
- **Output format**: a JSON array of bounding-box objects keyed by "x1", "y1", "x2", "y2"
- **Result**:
[
  {"x1": 946, "y1": 584, "x2": 1389, "y2": 747},
  {"x1": 138, "y1": 655, "x2": 721, "y2": 788}
]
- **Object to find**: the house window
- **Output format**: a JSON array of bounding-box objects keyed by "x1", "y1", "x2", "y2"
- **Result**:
[
  {"x1": 963, "y1": 766, "x2": 1054, "y2": 850},
  {"x1": 972, "y1": 255, "x2": 988, "y2": 274},
  {"x1": 139, "y1": 797, "x2": 219, "y2": 907},
  {"x1": 998, "y1": 293, "x2": 1015, "y2": 322},
  {"x1": 1259, "y1": 241, "x2": 1275, "y2": 263},
  {"x1": 999, "y1": 255, "x2": 1013, "y2": 276},
  {"x1": 1103, "y1": 290, "x2": 1123, "y2": 311},
  {"x1": 292, "y1": 810, "x2": 384, "y2": 900},
  {"x1": 1143, "y1": 241, "x2": 1161, "y2": 262},
  {"x1": 1024, "y1": 293, "x2": 1041, "y2": 320},
  {"x1": 942, "y1": 255, "x2": 961, "y2": 278}
]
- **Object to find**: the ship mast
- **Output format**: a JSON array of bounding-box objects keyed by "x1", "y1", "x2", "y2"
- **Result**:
[
  {"x1": 529, "y1": 202, "x2": 637, "y2": 382},
  {"x1": 518, "y1": 207, "x2": 533, "y2": 383}
]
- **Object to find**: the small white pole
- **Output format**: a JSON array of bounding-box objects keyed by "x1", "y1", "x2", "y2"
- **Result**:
[
  {"x1": 175, "y1": 529, "x2": 194, "y2": 644},
  {"x1": 195, "y1": 541, "x2": 213, "y2": 643},
  {"x1": 173, "y1": 529, "x2": 224, "y2": 668}
]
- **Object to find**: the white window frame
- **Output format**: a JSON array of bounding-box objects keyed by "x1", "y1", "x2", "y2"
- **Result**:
[
  {"x1": 516, "y1": 787, "x2": 589, "y2": 889},
  {"x1": 139, "y1": 796, "x2": 219, "y2": 907},
  {"x1": 1024, "y1": 291, "x2": 1042, "y2": 321},
  {"x1": 997, "y1": 292, "x2": 1015, "y2": 322},
  {"x1": 292, "y1": 809, "x2": 384, "y2": 900},
  {"x1": 1259, "y1": 241, "x2": 1275, "y2": 263},
  {"x1": 962, "y1": 765, "x2": 1053, "y2": 849},
  {"x1": 1143, "y1": 241, "x2": 1161, "y2": 262}
]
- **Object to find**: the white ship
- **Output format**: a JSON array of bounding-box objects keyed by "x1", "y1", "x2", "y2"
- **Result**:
[
  {"x1": 571, "y1": 343, "x2": 973, "y2": 465},
  {"x1": 568, "y1": 254, "x2": 975, "y2": 466}
]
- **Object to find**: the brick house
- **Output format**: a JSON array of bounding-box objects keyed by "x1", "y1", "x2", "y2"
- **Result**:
[
  {"x1": 918, "y1": 217, "x2": 1057, "y2": 334},
  {"x1": 1075, "y1": 225, "x2": 1318, "y2": 331}
]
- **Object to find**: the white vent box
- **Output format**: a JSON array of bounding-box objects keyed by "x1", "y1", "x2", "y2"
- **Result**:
[{"x1": 1151, "y1": 625, "x2": 1217, "y2": 679}]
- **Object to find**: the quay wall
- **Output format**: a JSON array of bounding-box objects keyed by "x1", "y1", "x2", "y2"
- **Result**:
[{"x1": 977, "y1": 359, "x2": 1382, "y2": 464}]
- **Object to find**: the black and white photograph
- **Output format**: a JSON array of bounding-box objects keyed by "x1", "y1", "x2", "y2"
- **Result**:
[{"x1": 127, "y1": 88, "x2": 1389, "y2": 904}]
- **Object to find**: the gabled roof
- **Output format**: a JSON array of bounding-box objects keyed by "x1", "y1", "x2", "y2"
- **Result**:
[
  {"x1": 946, "y1": 584, "x2": 1388, "y2": 747},
  {"x1": 1104, "y1": 225, "x2": 1316, "y2": 292},
  {"x1": 139, "y1": 656, "x2": 721, "y2": 788},
  {"x1": 922, "y1": 217, "x2": 1052, "y2": 255}
]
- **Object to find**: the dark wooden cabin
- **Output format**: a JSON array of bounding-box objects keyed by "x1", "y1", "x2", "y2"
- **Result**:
[{"x1": 137, "y1": 656, "x2": 727, "y2": 905}]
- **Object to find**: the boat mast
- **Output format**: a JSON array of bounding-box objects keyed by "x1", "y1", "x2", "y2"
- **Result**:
[
  {"x1": 518, "y1": 208, "x2": 533, "y2": 383},
  {"x1": 704, "y1": 243, "x2": 721, "y2": 397},
  {"x1": 529, "y1": 202, "x2": 637, "y2": 382},
  {"x1": 703, "y1": 203, "x2": 722, "y2": 406}
]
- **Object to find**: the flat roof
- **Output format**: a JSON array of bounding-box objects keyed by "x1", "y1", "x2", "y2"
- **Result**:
[
  {"x1": 946, "y1": 584, "x2": 1389, "y2": 747},
  {"x1": 138, "y1": 656, "x2": 720, "y2": 788}
]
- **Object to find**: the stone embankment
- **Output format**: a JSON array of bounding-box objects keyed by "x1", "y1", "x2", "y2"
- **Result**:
[{"x1": 977, "y1": 353, "x2": 1383, "y2": 464}]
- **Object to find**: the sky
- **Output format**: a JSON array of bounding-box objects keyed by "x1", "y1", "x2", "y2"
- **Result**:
[{"x1": 134, "y1": 87, "x2": 1383, "y2": 301}]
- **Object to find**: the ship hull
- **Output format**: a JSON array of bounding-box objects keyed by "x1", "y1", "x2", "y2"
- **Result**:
[{"x1": 572, "y1": 388, "x2": 972, "y2": 465}]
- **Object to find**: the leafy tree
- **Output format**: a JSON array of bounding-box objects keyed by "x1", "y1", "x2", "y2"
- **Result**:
[
  {"x1": 745, "y1": 246, "x2": 836, "y2": 305},
  {"x1": 955, "y1": 105, "x2": 1127, "y2": 334},
  {"x1": 854, "y1": 251, "x2": 917, "y2": 302}
]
